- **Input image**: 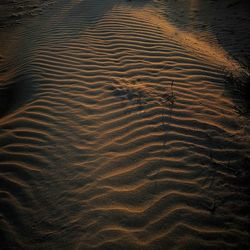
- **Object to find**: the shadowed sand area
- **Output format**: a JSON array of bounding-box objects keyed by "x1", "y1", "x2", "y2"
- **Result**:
[{"x1": 0, "y1": 0, "x2": 250, "y2": 249}]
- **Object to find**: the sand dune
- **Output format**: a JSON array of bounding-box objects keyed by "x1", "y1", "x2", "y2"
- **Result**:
[{"x1": 0, "y1": 0, "x2": 250, "y2": 249}]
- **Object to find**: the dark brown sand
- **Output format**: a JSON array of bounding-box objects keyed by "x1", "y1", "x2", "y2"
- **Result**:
[{"x1": 0, "y1": 0, "x2": 250, "y2": 249}]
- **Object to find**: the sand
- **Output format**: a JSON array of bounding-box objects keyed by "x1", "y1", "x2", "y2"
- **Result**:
[{"x1": 0, "y1": 0, "x2": 250, "y2": 249}]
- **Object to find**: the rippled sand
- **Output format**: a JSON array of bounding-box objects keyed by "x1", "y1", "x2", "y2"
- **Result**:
[{"x1": 0, "y1": 0, "x2": 250, "y2": 249}]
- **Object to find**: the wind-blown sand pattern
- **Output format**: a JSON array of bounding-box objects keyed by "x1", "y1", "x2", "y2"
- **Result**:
[{"x1": 0, "y1": 0, "x2": 250, "y2": 249}]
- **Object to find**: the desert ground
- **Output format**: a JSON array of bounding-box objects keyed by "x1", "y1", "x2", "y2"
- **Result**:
[{"x1": 0, "y1": 0, "x2": 250, "y2": 249}]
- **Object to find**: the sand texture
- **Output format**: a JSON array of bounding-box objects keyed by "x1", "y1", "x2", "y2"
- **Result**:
[{"x1": 0, "y1": 0, "x2": 250, "y2": 249}]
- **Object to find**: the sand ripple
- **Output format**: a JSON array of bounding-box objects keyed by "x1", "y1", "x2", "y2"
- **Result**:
[{"x1": 0, "y1": 0, "x2": 249, "y2": 249}]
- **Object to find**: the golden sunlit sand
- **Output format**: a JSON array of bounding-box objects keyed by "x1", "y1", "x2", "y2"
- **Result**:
[{"x1": 0, "y1": 0, "x2": 250, "y2": 249}]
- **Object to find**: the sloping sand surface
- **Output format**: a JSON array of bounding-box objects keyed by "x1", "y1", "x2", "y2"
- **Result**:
[{"x1": 0, "y1": 0, "x2": 250, "y2": 249}]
